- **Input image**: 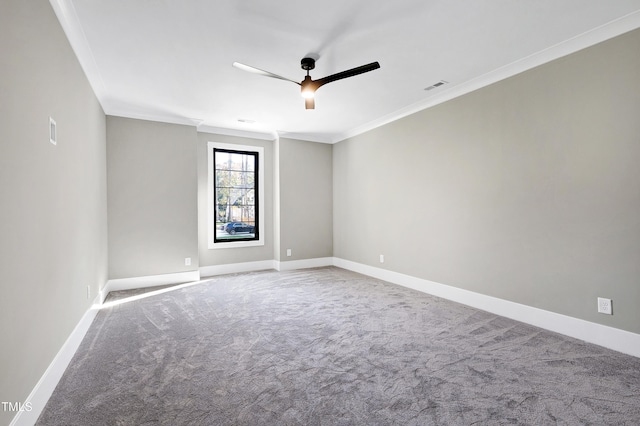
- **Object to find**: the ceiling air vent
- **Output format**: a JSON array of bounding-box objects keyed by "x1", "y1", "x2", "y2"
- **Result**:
[{"x1": 424, "y1": 80, "x2": 449, "y2": 91}]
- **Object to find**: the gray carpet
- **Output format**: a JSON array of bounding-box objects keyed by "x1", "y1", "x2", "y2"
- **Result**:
[{"x1": 37, "y1": 267, "x2": 640, "y2": 425}]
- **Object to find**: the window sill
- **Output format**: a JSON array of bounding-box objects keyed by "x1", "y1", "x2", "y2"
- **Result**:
[{"x1": 208, "y1": 239, "x2": 264, "y2": 250}]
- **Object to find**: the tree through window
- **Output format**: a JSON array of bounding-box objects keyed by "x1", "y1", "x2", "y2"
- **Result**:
[{"x1": 213, "y1": 148, "x2": 259, "y2": 242}]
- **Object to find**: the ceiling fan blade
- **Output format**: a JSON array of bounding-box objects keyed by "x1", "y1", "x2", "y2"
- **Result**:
[
  {"x1": 232, "y1": 62, "x2": 300, "y2": 85},
  {"x1": 315, "y1": 61, "x2": 380, "y2": 88},
  {"x1": 305, "y1": 97, "x2": 315, "y2": 110}
]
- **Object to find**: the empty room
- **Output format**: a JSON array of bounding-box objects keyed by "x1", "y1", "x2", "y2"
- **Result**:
[{"x1": 2, "y1": 0, "x2": 640, "y2": 424}]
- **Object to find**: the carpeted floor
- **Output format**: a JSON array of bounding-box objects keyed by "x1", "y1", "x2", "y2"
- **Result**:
[{"x1": 37, "y1": 267, "x2": 640, "y2": 425}]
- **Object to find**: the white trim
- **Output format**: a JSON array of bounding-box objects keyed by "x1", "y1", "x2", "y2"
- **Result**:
[
  {"x1": 333, "y1": 258, "x2": 640, "y2": 358},
  {"x1": 15, "y1": 257, "x2": 639, "y2": 426},
  {"x1": 9, "y1": 306, "x2": 100, "y2": 426},
  {"x1": 108, "y1": 111, "x2": 203, "y2": 128},
  {"x1": 51, "y1": 0, "x2": 640, "y2": 145},
  {"x1": 208, "y1": 239, "x2": 264, "y2": 250},
  {"x1": 207, "y1": 142, "x2": 265, "y2": 250},
  {"x1": 332, "y1": 10, "x2": 640, "y2": 144},
  {"x1": 197, "y1": 125, "x2": 276, "y2": 141},
  {"x1": 199, "y1": 260, "x2": 275, "y2": 277},
  {"x1": 275, "y1": 257, "x2": 334, "y2": 271},
  {"x1": 48, "y1": 0, "x2": 109, "y2": 110},
  {"x1": 273, "y1": 136, "x2": 281, "y2": 262},
  {"x1": 276, "y1": 131, "x2": 334, "y2": 144},
  {"x1": 101, "y1": 270, "x2": 200, "y2": 299}
]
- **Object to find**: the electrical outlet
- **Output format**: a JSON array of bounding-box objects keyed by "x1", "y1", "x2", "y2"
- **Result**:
[
  {"x1": 379, "y1": 254, "x2": 384, "y2": 263},
  {"x1": 185, "y1": 257, "x2": 191, "y2": 266},
  {"x1": 286, "y1": 249, "x2": 292, "y2": 257},
  {"x1": 597, "y1": 297, "x2": 612, "y2": 315}
]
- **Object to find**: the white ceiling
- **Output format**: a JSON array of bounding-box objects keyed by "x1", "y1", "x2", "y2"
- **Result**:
[{"x1": 50, "y1": 0, "x2": 640, "y2": 143}]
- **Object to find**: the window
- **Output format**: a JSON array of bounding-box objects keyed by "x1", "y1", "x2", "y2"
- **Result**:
[{"x1": 208, "y1": 142, "x2": 264, "y2": 249}]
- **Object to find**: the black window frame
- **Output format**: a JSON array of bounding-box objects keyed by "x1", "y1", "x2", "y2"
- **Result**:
[{"x1": 212, "y1": 147, "x2": 260, "y2": 244}]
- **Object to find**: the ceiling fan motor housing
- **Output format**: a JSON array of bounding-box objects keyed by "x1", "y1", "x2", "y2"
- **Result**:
[{"x1": 301, "y1": 57, "x2": 316, "y2": 71}]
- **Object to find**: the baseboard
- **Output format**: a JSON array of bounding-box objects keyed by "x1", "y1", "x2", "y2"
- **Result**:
[
  {"x1": 10, "y1": 259, "x2": 335, "y2": 425},
  {"x1": 16, "y1": 258, "x2": 638, "y2": 426},
  {"x1": 101, "y1": 270, "x2": 201, "y2": 301},
  {"x1": 333, "y1": 258, "x2": 640, "y2": 358},
  {"x1": 9, "y1": 306, "x2": 100, "y2": 426},
  {"x1": 198, "y1": 257, "x2": 334, "y2": 277},
  {"x1": 275, "y1": 257, "x2": 334, "y2": 271},
  {"x1": 199, "y1": 260, "x2": 275, "y2": 278}
]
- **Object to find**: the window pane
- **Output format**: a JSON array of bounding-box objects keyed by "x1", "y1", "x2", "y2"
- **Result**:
[
  {"x1": 245, "y1": 189, "x2": 255, "y2": 206},
  {"x1": 216, "y1": 171, "x2": 254, "y2": 188},
  {"x1": 215, "y1": 152, "x2": 255, "y2": 172},
  {"x1": 213, "y1": 148, "x2": 258, "y2": 243}
]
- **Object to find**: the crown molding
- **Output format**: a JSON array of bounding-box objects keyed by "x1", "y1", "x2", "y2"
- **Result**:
[
  {"x1": 51, "y1": 0, "x2": 640, "y2": 145},
  {"x1": 276, "y1": 131, "x2": 334, "y2": 144},
  {"x1": 333, "y1": 10, "x2": 640, "y2": 144},
  {"x1": 195, "y1": 126, "x2": 334, "y2": 144},
  {"x1": 49, "y1": 0, "x2": 108, "y2": 106},
  {"x1": 197, "y1": 125, "x2": 278, "y2": 141},
  {"x1": 107, "y1": 111, "x2": 203, "y2": 127}
]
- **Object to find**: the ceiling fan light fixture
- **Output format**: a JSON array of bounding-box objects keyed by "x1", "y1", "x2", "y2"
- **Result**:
[
  {"x1": 233, "y1": 57, "x2": 380, "y2": 110},
  {"x1": 305, "y1": 98, "x2": 315, "y2": 110},
  {"x1": 301, "y1": 76, "x2": 316, "y2": 98}
]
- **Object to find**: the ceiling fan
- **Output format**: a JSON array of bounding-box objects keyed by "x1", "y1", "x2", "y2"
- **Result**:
[{"x1": 232, "y1": 57, "x2": 380, "y2": 109}]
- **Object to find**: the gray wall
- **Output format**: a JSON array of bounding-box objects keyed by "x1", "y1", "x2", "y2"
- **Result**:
[
  {"x1": 197, "y1": 132, "x2": 275, "y2": 268},
  {"x1": 333, "y1": 28, "x2": 640, "y2": 334},
  {"x1": 106, "y1": 116, "x2": 199, "y2": 279},
  {"x1": 0, "y1": 1, "x2": 108, "y2": 424},
  {"x1": 278, "y1": 138, "x2": 333, "y2": 261},
  {"x1": 2, "y1": 1, "x2": 637, "y2": 421}
]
